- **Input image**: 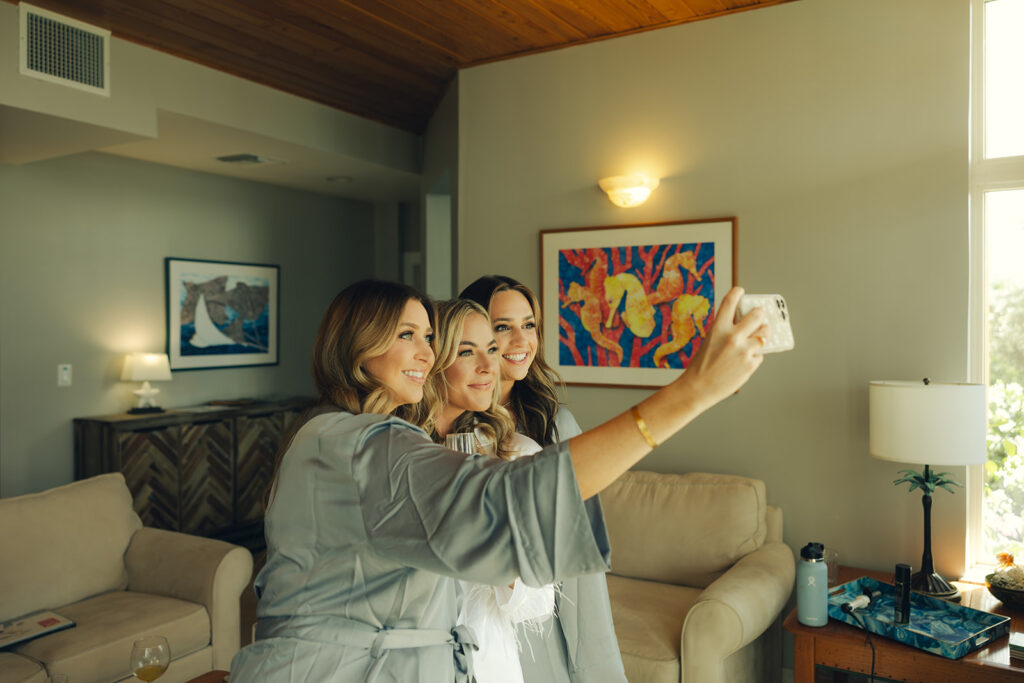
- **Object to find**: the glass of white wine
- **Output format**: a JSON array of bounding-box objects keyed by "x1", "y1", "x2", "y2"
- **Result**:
[
  {"x1": 444, "y1": 432, "x2": 478, "y2": 454},
  {"x1": 129, "y1": 635, "x2": 170, "y2": 681}
]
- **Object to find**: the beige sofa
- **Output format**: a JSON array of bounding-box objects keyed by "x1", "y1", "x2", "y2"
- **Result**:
[
  {"x1": 0, "y1": 473, "x2": 253, "y2": 683},
  {"x1": 601, "y1": 471, "x2": 794, "y2": 683}
]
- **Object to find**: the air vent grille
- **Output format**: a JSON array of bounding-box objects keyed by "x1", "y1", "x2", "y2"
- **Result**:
[{"x1": 19, "y1": 3, "x2": 110, "y2": 96}]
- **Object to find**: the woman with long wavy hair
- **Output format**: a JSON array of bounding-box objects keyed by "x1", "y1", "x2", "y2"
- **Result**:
[
  {"x1": 229, "y1": 278, "x2": 765, "y2": 682},
  {"x1": 460, "y1": 274, "x2": 618, "y2": 683},
  {"x1": 427, "y1": 298, "x2": 555, "y2": 683}
]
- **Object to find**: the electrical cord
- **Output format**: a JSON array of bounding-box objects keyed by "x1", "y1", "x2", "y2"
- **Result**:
[
  {"x1": 848, "y1": 610, "x2": 876, "y2": 683},
  {"x1": 840, "y1": 588, "x2": 881, "y2": 683}
]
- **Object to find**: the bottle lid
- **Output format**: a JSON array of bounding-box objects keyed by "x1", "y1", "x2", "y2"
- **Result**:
[
  {"x1": 895, "y1": 563, "x2": 912, "y2": 581},
  {"x1": 800, "y1": 542, "x2": 824, "y2": 560}
]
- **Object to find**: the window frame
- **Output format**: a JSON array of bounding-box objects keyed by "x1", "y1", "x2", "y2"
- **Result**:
[{"x1": 967, "y1": 0, "x2": 1024, "y2": 572}]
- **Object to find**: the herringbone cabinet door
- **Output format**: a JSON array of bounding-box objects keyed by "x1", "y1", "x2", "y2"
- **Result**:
[
  {"x1": 236, "y1": 413, "x2": 283, "y2": 525},
  {"x1": 118, "y1": 426, "x2": 180, "y2": 530},
  {"x1": 180, "y1": 419, "x2": 234, "y2": 535}
]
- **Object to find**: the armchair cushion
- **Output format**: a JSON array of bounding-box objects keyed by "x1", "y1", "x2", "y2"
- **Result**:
[
  {"x1": 0, "y1": 473, "x2": 141, "y2": 622},
  {"x1": 14, "y1": 591, "x2": 209, "y2": 682},
  {"x1": 0, "y1": 653, "x2": 46, "y2": 683},
  {"x1": 601, "y1": 471, "x2": 767, "y2": 588},
  {"x1": 606, "y1": 575, "x2": 701, "y2": 683},
  {"x1": 126, "y1": 526, "x2": 253, "y2": 669}
]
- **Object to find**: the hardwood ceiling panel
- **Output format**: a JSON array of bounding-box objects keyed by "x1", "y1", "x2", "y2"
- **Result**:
[
  {"x1": 571, "y1": 0, "x2": 673, "y2": 30},
  {"x1": 283, "y1": 0, "x2": 461, "y2": 72},
  {"x1": 643, "y1": 0, "x2": 700, "y2": 22},
  {"x1": 488, "y1": 0, "x2": 592, "y2": 44},
  {"x1": 6, "y1": 0, "x2": 797, "y2": 133},
  {"x1": 342, "y1": 0, "x2": 521, "y2": 61}
]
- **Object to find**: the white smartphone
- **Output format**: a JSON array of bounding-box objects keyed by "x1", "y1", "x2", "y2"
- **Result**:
[{"x1": 737, "y1": 294, "x2": 794, "y2": 353}]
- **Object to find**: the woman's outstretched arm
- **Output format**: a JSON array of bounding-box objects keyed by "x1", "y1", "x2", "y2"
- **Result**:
[{"x1": 569, "y1": 286, "x2": 765, "y2": 500}]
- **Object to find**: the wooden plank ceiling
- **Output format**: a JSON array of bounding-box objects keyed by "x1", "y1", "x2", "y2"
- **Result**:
[{"x1": 10, "y1": 0, "x2": 796, "y2": 133}]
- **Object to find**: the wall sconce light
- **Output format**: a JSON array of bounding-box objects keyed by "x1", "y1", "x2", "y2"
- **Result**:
[
  {"x1": 121, "y1": 352, "x2": 172, "y2": 414},
  {"x1": 598, "y1": 174, "x2": 660, "y2": 208}
]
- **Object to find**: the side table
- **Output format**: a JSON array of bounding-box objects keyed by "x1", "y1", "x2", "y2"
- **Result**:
[{"x1": 784, "y1": 566, "x2": 1024, "y2": 682}]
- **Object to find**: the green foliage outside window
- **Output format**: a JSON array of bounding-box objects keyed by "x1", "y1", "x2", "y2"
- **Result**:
[{"x1": 986, "y1": 281, "x2": 1024, "y2": 557}]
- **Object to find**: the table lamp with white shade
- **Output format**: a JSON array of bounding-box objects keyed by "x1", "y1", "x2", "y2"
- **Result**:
[
  {"x1": 869, "y1": 379, "x2": 987, "y2": 601},
  {"x1": 121, "y1": 352, "x2": 172, "y2": 414}
]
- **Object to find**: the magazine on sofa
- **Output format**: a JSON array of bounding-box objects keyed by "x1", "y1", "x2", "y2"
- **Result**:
[{"x1": 0, "y1": 610, "x2": 75, "y2": 649}]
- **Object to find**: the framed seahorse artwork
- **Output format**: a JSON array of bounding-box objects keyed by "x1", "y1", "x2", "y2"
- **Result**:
[
  {"x1": 540, "y1": 218, "x2": 736, "y2": 387},
  {"x1": 165, "y1": 257, "x2": 279, "y2": 370}
]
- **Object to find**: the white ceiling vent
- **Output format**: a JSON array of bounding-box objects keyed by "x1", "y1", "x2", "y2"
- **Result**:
[{"x1": 19, "y1": 3, "x2": 110, "y2": 96}]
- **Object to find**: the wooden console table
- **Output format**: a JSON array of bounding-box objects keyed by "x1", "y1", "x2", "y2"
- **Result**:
[
  {"x1": 784, "y1": 566, "x2": 1024, "y2": 682},
  {"x1": 74, "y1": 397, "x2": 313, "y2": 548}
]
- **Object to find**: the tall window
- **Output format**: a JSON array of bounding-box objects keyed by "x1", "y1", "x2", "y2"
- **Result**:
[{"x1": 971, "y1": 0, "x2": 1024, "y2": 566}]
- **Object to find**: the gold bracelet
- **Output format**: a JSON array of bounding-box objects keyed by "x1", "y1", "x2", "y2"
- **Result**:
[{"x1": 631, "y1": 405, "x2": 658, "y2": 448}]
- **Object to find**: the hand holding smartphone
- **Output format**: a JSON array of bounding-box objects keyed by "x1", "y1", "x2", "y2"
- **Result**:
[{"x1": 737, "y1": 294, "x2": 794, "y2": 353}]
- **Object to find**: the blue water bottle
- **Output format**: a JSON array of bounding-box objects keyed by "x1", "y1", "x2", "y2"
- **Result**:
[{"x1": 797, "y1": 542, "x2": 828, "y2": 627}]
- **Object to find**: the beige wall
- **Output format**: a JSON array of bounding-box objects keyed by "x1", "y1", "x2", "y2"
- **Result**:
[
  {"x1": 0, "y1": 152, "x2": 375, "y2": 497},
  {"x1": 458, "y1": 0, "x2": 970, "y2": 582}
]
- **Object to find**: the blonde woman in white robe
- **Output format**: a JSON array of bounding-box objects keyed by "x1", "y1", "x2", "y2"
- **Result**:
[{"x1": 426, "y1": 298, "x2": 554, "y2": 683}]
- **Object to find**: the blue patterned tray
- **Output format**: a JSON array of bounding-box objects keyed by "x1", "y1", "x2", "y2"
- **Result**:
[{"x1": 827, "y1": 577, "x2": 1010, "y2": 659}]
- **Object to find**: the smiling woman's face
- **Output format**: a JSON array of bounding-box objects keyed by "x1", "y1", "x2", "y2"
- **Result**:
[
  {"x1": 443, "y1": 312, "x2": 499, "y2": 413},
  {"x1": 362, "y1": 298, "x2": 435, "y2": 411},
  {"x1": 488, "y1": 289, "x2": 537, "y2": 384}
]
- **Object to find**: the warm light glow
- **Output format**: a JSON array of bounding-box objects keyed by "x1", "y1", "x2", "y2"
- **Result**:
[
  {"x1": 121, "y1": 353, "x2": 172, "y2": 382},
  {"x1": 598, "y1": 174, "x2": 660, "y2": 208}
]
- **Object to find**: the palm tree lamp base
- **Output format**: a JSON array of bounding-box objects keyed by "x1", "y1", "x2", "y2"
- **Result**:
[{"x1": 911, "y1": 569, "x2": 961, "y2": 602}]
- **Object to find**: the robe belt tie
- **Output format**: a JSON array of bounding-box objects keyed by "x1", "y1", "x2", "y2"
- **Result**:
[{"x1": 255, "y1": 615, "x2": 478, "y2": 682}]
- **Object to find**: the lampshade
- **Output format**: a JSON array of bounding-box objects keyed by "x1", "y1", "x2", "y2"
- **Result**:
[
  {"x1": 598, "y1": 174, "x2": 659, "y2": 208},
  {"x1": 869, "y1": 380, "x2": 986, "y2": 466},
  {"x1": 121, "y1": 353, "x2": 172, "y2": 382}
]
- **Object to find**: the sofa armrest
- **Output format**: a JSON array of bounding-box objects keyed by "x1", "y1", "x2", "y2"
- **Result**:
[
  {"x1": 681, "y1": 541, "x2": 795, "y2": 683},
  {"x1": 125, "y1": 527, "x2": 253, "y2": 670}
]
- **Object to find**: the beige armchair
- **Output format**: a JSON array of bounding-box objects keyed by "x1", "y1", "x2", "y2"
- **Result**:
[
  {"x1": 601, "y1": 471, "x2": 794, "y2": 683},
  {"x1": 0, "y1": 473, "x2": 253, "y2": 683}
]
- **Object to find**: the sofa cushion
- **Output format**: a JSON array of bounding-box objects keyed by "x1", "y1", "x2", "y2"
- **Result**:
[
  {"x1": 601, "y1": 471, "x2": 767, "y2": 587},
  {"x1": 13, "y1": 591, "x2": 210, "y2": 683},
  {"x1": 606, "y1": 574, "x2": 702, "y2": 683},
  {"x1": 0, "y1": 652, "x2": 47, "y2": 683},
  {"x1": 0, "y1": 473, "x2": 142, "y2": 622}
]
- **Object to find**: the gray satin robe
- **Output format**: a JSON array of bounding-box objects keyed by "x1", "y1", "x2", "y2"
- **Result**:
[
  {"x1": 229, "y1": 412, "x2": 611, "y2": 683},
  {"x1": 516, "y1": 407, "x2": 628, "y2": 683}
]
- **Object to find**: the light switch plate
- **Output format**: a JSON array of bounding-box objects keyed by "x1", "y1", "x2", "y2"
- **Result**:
[{"x1": 57, "y1": 363, "x2": 72, "y2": 387}]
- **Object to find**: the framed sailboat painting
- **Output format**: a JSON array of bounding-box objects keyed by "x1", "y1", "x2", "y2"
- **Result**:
[{"x1": 165, "y1": 258, "x2": 279, "y2": 370}]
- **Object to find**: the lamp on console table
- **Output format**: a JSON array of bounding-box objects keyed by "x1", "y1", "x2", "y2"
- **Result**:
[
  {"x1": 869, "y1": 379, "x2": 986, "y2": 601},
  {"x1": 121, "y1": 352, "x2": 172, "y2": 414}
]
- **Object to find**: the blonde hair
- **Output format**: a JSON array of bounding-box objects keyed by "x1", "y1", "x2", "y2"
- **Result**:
[
  {"x1": 460, "y1": 275, "x2": 565, "y2": 445},
  {"x1": 428, "y1": 298, "x2": 516, "y2": 459}
]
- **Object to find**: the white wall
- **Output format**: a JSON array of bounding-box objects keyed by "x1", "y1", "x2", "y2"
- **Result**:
[
  {"x1": 0, "y1": 152, "x2": 375, "y2": 497},
  {"x1": 459, "y1": 0, "x2": 970, "y2": 586}
]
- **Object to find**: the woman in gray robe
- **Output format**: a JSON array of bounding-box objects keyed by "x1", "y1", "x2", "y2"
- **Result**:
[{"x1": 229, "y1": 279, "x2": 766, "y2": 682}]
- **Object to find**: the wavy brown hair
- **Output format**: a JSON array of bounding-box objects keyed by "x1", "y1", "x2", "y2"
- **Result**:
[
  {"x1": 459, "y1": 275, "x2": 564, "y2": 445},
  {"x1": 268, "y1": 280, "x2": 436, "y2": 503},
  {"x1": 425, "y1": 299, "x2": 516, "y2": 459},
  {"x1": 311, "y1": 279, "x2": 437, "y2": 424}
]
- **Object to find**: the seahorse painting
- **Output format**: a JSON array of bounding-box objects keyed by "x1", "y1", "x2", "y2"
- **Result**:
[
  {"x1": 558, "y1": 241, "x2": 715, "y2": 370},
  {"x1": 652, "y1": 294, "x2": 711, "y2": 368}
]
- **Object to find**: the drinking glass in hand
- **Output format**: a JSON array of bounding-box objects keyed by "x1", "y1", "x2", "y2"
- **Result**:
[
  {"x1": 444, "y1": 432, "x2": 478, "y2": 454},
  {"x1": 130, "y1": 636, "x2": 170, "y2": 681}
]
